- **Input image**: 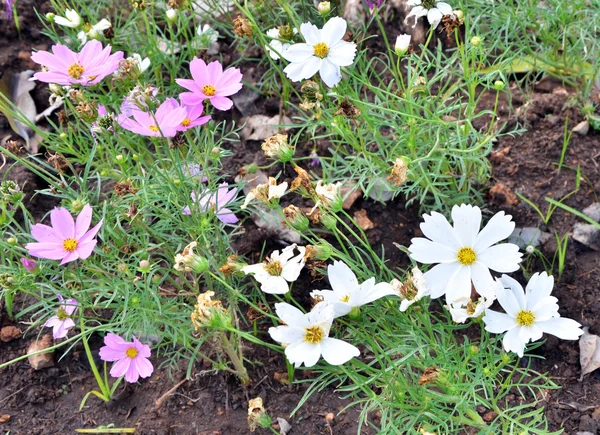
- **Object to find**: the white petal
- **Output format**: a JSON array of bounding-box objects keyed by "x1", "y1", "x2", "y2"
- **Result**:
[
  {"x1": 408, "y1": 238, "x2": 457, "y2": 264},
  {"x1": 282, "y1": 43, "x2": 314, "y2": 63},
  {"x1": 537, "y1": 317, "x2": 583, "y2": 340},
  {"x1": 531, "y1": 298, "x2": 559, "y2": 322},
  {"x1": 261, "y1": 276, "x2": 290, "y2": 294},
  {"x1": 310, "y1": 290, "x2": 351, "y2": 318},
  {"x1": 424, "y1": 262, "x2": 460, "y2": 299},
  {"x1": 503, "y1": 327, "x2": 526, "y2": 357},
  {"x1": 524, "y1": 272, "x2": 554, "y2": 310},
  {"x1": 269, "y1": 325, "x2": 304, "y2": 344},
  {"x1": 400, "y1": 298, "x2": 418, "y2": 312},
  {"x1": 405, "y1": 6, "x2": 427, "y2": 26},
  {"x1": 321, "y1": 338, "x2": 360, "y2": 365},
  {"x1": 242, "y1": 263, "x2": 266, "y2": 276},
  {"x1": 499, "y1": 274, "x2": 526, "y2": 307},
  {"x1": 328, "y1": 261, "x2": 358, "y2": 295},
  {"x1": 420, "y1": 211, "x2": 461, "y2": 250},
  {"x1": 427, "y1": 8, "x2": 443, "y2": 29},
  {"x1": 274, "y1": 302, "x2": 309, "y2": 328},
  {"x1": 357, "y1": 282, "x2": 398, "y2": 306},
  {"x1": 448, "y1": 306, "x2": 470, "y2": 323},
  {"x1": 451, "y1": 204, "x2": 481, "y2": 247},
  {"x1": 483, "y1": 309, "x2": 516, "y2": 333},
  {"x1": 319, "y1": 58, "x2": 342, "y2": 87},
  {"x1": 518, "y1": 324, "x2": 544, "y2": 344},
  {"x1": 285, "y1": 341, "x2": 321, "y2": 367},
  {"x1": 284, "y1": 61, "x2": 309, "y2": 82},
  {"x1": 281, "y1": 262, "x2": 304, "y2": 282},
  {"x1": 495, "y1": 286, "x2": 521, "y2": 317},
  {"x1": 436, "y1": 2, "x2": 453, "y2": 14},
  {"x1": 300, "y1": 56, "x2": 322, "y2": 81},
  {"x1": 444, "y1": 265, "x2": 472, "y2": 303},
  {"x1": 279, "y1": 244, "x2": 298, "y2": 263},
  {"x1": 477, "y1": 243, "x2": 523, "y2": 272},
  {"x1": 307, "y1": 301, "x2": 335, "y2": 327},
  {"x1": 322, "y1": 17, "x2": 347, "y2": 47},
  {"x1": 473, "y1": 211, "x2": 515, "y2": 251},
  {"x1": 327, "y1": 41, "x2": 357, "y2": 67},
  {"x1": 299, "y1": 22, "x2": 321, "y2": 45},
  {"x1": 470, "y1": 262, "x2": 496, "y2": 299}
]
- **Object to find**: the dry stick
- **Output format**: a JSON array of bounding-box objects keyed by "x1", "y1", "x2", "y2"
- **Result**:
[{"x1": 154, "y1": 378, "x2": 188, "y2": 410}]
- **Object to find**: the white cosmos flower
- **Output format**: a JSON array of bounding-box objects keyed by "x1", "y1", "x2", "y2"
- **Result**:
[
  {"x1": 265, "y1": 27, "x2": 297, "y2": 60},
  {"x1": 483, "y1": 273, "x2": 583, "y2": 357},
  {"x1": 269, "y1": 301, "x2": 360, "y2": 367},
  {"x1": 395, "y1": 34, "x2": 411, "y2": 56},
  {"x1": 77, "y1": 19, "x2": 111, "y2": 45},
  {"x1": 447, "y1": 294, "x2": 495, "y2": 323},
  {"x1": 54, "y1": 9, "x2": 81, "y2": 28},
  {"x1": 391, "y1": 266, "x2": 430, "y2": 312},
  {"x1": 242, "y1": 244, "x2": 305, "y2": 294},
  {"x1": 282, "y1": 17, "x2": 357, "y2": 88},
  {"x1": 405, "y1": 0, "x2": 453, "y2": 29},
  {"x1": 310, "y1": 261, "x2": 397, "y2": 318},
  {"x1": 408, "y1": 204, "x2": 523, "y2": 304}
]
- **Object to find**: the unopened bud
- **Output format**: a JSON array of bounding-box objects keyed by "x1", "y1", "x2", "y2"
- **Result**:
[
  {"x1": 166, "y1": 8, "x2": 177, "y2": 21},
  {"x1": 138, "y1": 259, "x2": 151, "y2": 273},
  {"x1": 20, "y1": 258, "x2": 39, "y2": 273},
  {"x1": 470, "y1": 36, "x2": 481, "y2": 47},
  {"x1": 317, "y1": 1, "x2": 331, "y2": 14},
  {"x1": 46, "y1": 12, "x2": 55, "y2": 22},
  {"x1": 70, "y1": 199, "x2": 85, "y2": 213},
  {"x1": 493, "y1": 80, "x2": 505, "y2": 91},
  {"x1": 115, "y1": 154, "x2": 125, "y2": 163},
  {"x1": 7, "y1": 237, "x2": 17, "y2": 245}
]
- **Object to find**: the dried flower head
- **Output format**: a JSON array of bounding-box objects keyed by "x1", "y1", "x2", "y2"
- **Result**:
[
  {"x1": 113, "y1": 180, "x2": 138, "y2": 196},
  {"x1": 241, "y1": 177, "x2": 288, "y2": 210},
  {"x1": 388, "y1": 157, "x2": 409, "y2": 187},
  {"x1": 174, "y1": 241, "x2": 209, "y2": 273},
  {"x1": 418, "y1": 366, "x2": 440, "y2": 385},
  {"x1": 233, "y1": 15, "x2": 253, "y2": 38},
  {"x1": 218, "y1": 254, "x2": 248, "y2": 276},
  {"x1": 191, "y1": 291, "x2": 229, "y2": 330},
  {"x1": 75, "y1": 100, "x2": 98, "y2": 122},
  {"x1": 334, "y1": 100, "x2": 361, "y2": 118},
  {"x1": 261, "y1": 134, "x2": 294, "y2": 162},
  {"x1": 315, "y1": 180, "x2": 343, "y2": 211},
  {"x1": 46, "y1": 152, "x2": 69, "y2": 172},
  {"x1": 290, "y1": 166, "x2": 314, "y2": 196},
  {"x1": 248, "y1": 397, "x2": 271, "y2": 432},
  {"x1": 283, "y1": 205, "x2": 309, "y2": 231}
]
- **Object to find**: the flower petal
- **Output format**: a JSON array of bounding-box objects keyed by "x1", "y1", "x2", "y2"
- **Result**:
[
  {"x1": 423, "y1": 262, "x2": 460, "y2": 299},
  {"x1": 444, "y1": 264, "x2": 472, "y2": 303},
  {"x1": 483, "y1": 309, "x2": 516, "y2": 333},
  {"x1": 451, "y1": 204, "x2": 481, "y2": 247},
  {"x1": 321, "y1": 337, "x2": 360, "y2": 365},
  {"x1": 408, "y1": 238, "x2": 457, "y2": 264},
  {"x1": 524, "y1": 272, "x2": 554, "y2": 310},
  {"x1": 322, "y1": 16, "x2": 346, "y2": 47},
  {"x1": 282, "y1": 43, "x2": 315, "y2": 63},
  {"x1": 495, "y1": 286, "x2": 521, "y2": 317},
  {"x1": 269, "y1": 325, "x2": 305, "y2": 344},
  {"x1": 285, "y1": 341, "x2": 321, "y2": 367},
  {"x1": 327, "y1": 261, "x2": 358, "y2": 294},
  {"x1": 299, "y1": 22, "x2": 321, "y2": 46},
  {"x1": 319, "y1": 58, "x2": 341, "y2": 87},
  {"x1": 473, "y1": 211, "x2": 515, "y2": 251},
  {"x1": 420, "y1": 211, "x2": 461, "y2": 250},
  {"x1": 502, "y1": 326, "x2": 526, "y2": 357},
  {"x1": 477, "y1": 243, "x2": 522, "y2": 272},
  {"x1": 274, "y1": 302, "x2": 309, "y2": 328},
  {"x1": 470, "y1": 262, "x2": 496, "y2": 299},
  {"x1": 536, "y1": 317, "x2": 583, "y2": 340},
  {"x1": 51, "y1": 207, "x2": 75, "y2": 239}
]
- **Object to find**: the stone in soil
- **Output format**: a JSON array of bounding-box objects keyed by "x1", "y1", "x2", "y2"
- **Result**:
[
  {"x1": 0, "y1": 325, "x2": 21, "y2": 342},
  {"x1": 27, "y1": 334, "x2": 55, "y2": 370}
]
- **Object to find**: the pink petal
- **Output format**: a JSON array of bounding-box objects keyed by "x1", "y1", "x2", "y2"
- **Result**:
[
  {"x1": 26, "y1": 242, "x2": 67, "y2": 260},
  {"x1": 64, "y1": 299, "x2": 78, "y2": 315},
  {"x1": 33, "y1": 72, "x2": 73, "y2": 86},
  {"x1": 53, "y1": 321, "x2": 68, "y2": 339},
  {"x1": 75, "y1": 204, "x2": 93, "y2": 239},
  {"x1": 75, "y1": 240, "x2": 97, "y2": 260},
  {"x1": 210, "y1": 96, "x2": 233, "y2": 111},
  {"x1": 59, "y1": 251, "x2": 80, "y2": 265},
  {"x1": 103, "y1": 333, "x2": 129, "y2": 348},
  {"x1": 133, "y1": 336, "x2": 151, "y2": 358},
  {"x1": 217, "y1": 209, "x2": 238, "y2": 224},
  {"x1": 30, "y1": 50, "x2": 69, "y2": 70},
  {"x1": 79, "y1": 219, "x2": 103, "y2": 244},
  {"x1": 51, "y1": 44, "x2": 78, "y2": 65},
  {"x1": 31, "y1": 223, "x2": 62, "y2": 243},
  {"x1": 50, "y1": 207, "x2": 75, "y2": 239},
  {"x1": 179, "y1": 92, "x2": 205, "y2": 106},
  {"x1": 190, "y1": 57, "x2": 209, "y2": 86},
  {"x1": 99, "y1": 347, "x2": 125, "y2": 362},
  {"x1": 78, "y1": 40, "x2": 102, "y2": 69},
  {"x1": 175, "y1": 78, "x2": 201, "y2": 93},
  {"x1": 206, "y1": 60, "x2": 224, "y2": 83},
  {"x1": 44, "y1": 316, "x2": 60, "y2": 328},
  {"x1": 111, "y1": 358, "x2": 131, "y2": 379},
  {"x1": 124, "y1": 362, "x2": 140, "y2": 383},
  {"x1": 133, "y1": 356, "x2": 154, "y2": 378}
]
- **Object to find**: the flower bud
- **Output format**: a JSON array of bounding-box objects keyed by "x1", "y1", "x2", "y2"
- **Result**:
[
  {"x1": 469, "y1": 345, "x2": 479, "y2": 356},
  {"x1": 7, "y1": 237, "x2": 17, "y2": 245},
  {"x1": 454, "y1": 9, "x2": 464, "y2": 20},
  {"x1": 138, "y1": 259, "x2": 151, "y2": 273},
  {"x1": 525, "y1": 245, "x2": 535, "y2": 254},
  {"x1": 317, "y1": 1, "x2": 331, "y2": 14},
  {"x1": 493, "y1": 80, "x2": 505, "y2": 91},
  {"x1": 315, "y1": 180, "x2": 343, "y2": 212},
  {"x1": 304, "y1": 242, "x2": 333, "y2": 261},
  {"x1": 261, "y1": 134, "x2": 295, "y2": 163},
  {"x1": 174, "y1": 242, "x2": 210, "y2": 273},
  {"x1": 320, "y1": 212, "x2": 337, "y2": 230},
  {"x1": 115, "y1": 154, "x2": 125, "y2": 163},
  {"x1": 470, "y1": 36, "x2": 481, "y2": 47},
  {"x1": 20, "y1": 258, "x2": 39, "y2": 274},
  {"x1": 283, "y1": 205, "x2": 309, "y2": 231},
  {"x1": 395, "y1": 34, "x2": 411, "y2": 56},
  {"x1": 166, "y1": 8, "x2": 177, "y2": 21},
  {"x1": 0, "y1": 273, "x2": 15, "y2": 289},
  {"x1": 70, "y1": 199, "x2": 85, "y2": 213},
  {"x1": 46, "y1": 12, "x2": 55, "y2": 22},
  {"x1": 0, "y1": 181, "x2": 23, "y2": 204},
  {"x1": 59, "y1": 132, "x2": 67, "y2": 139}
]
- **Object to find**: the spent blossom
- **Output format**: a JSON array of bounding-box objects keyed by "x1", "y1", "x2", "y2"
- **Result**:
[
  {"x1": 483, "y1": 273, "x2": 583, "y2": 357},
  {"x1": 174, "y1": 241, "x2": 209, "y2": 273},
  {"x1": 176, "y1": 58, "x2": 243, "y2": 110},
  {"x1": 269, "y1": 302, "x2": 360, "y2": 367},
  {"x1": 99, "y1": 333, "x2": 154, "y2": 383},
  {"x1": 44, "y1": 294, "x2": 78, "y2": 339},
  {"x1": 25, "y1": 204, "x2": 103, "y2": 265},
  {"x1": 241, "y1": 177, "x2": 288, "y2": 209},
  {"x1": 182, "y1": 183, "x2": 239, "y2": 224},
  {"x1": 31, "y1": 40, "x2": 124, "y2": 86},
  {"x1": 405, "y1": 0, "x2": 453, "y2": 29},
  {"x1": 408, "y1": 204, "x2": 522, "y2": 304},
  {"x1": 311, "y1": 260, "x2": 397, "y2": 318},
  {"x1": 242, "y1": 244, "x2": 306, "y2": 294},
  {"x1": 391, "y1": 266, "x2": 430, "y2": 312},
  {"x1": 447, "y1": 294, "x2": 494, "y2": 324},
  {"x1": 265, "y1": 27, "x2": 297, "y2": 60},
  {"x1": 315, "y1": 180, "x2": 343, "y2": 211},
  {"x1": 282, "y1": 17, "x2": 357, "y2": 88}
]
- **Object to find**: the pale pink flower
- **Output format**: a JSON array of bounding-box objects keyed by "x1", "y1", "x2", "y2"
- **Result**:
[
  {"x1": 162, "y1": 98, "x2": 211, "y2": 131},
  {"x1": 99, "y1": 333, "x2": 154, "y2": 383},
  {"x1": 44, "y1": 294, "x2": 78, "y2": 339},
  {"x1": 182, "y1": 183, "x2": 238, "y2": 224},
  {"x1": 176, "y1": 58, "x2": 243, "y2": 111},
  {"x1": 26, "y1": 204, "x2": 102, "y2": 265},
  {"x1": 31, "y1": 40, "x2": 123, "y2": 86},
  {"x1": 117, "y1": 98, "x2": 186, "y2": 138}
]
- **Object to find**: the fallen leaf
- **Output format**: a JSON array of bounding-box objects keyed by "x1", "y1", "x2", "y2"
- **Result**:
[
  {"x1": 0, "y1": 415, "x2": 10, "y2": 423},
  {"x1": 579, "y1": 327, "x2": 600, "y2": 381},
  {"x1": 353, "y1": 209, "x2": 374, "y2": 230},
  {"x1": 490, "y1": 146, "x2": 511, "y2": 164},
  {"x1": 240, "y1": 115, "x2": 292, "y2": 141}
]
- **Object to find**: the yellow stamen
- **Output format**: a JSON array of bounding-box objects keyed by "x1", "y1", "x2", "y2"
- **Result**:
[
  {"x1": 181, "y1": 118, "x2": 191, "y2": 127},
  {"x1": 68, "y1": 63, "x2": 85, "y2": 79},
  {"x1": 340, "y1": 295, "x2": 350, "y2": 302},
  {"x1": 63, "y1": 238, "x2": 78, "y2": 252},
  {"x1": 125, "y1": 347, "x2": 139, "y2": 359},
  {"x1": 264, "y1": 259, "x2": 283, "y2": 276},
  {"x1": 304, "y1": 325, "x2": 324, "y2": 344},
  {"x1": 149, "y1": 125, "x2": 159, "y2": 132},
  {"x1": 456, "y1": 247, "x2": 476, "y2": 265},
  {"x1": 516, "y1": 310, "x2": 535, "y2": 326},
  {"x1": 313, "y1": 42, "x2": 329, "y2": 58},
  {"x1": 202, "y1": 85, "x2": 217, "y2": 96}
]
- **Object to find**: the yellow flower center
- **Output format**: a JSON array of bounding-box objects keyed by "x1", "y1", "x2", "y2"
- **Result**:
[
  {"x1": 313, "y1": 42, "x2": 329, "y2": 59},
  {"x1": 456, "y1": 247, "x2": 476, "y2": 265},
  {"x1": 57, "y1": 308, "x2": 69, "y2": 321},
  {"x1": 340, "y1": 295, "x2": 350, "y2": 302},
  {"x1": 181, "y1": 118, "x2": 191, "y2": 127},
  {"x1": 68, "y1": 63, "x2": 85, "y2": 79},
  {"x1": 202, "y1": 85, "x2": 217, "y2": 96},
  {"x1": 466, "y1": 300, "x2": 476, "y2": 315},
  {"x1": 516, "y1": 310, "x2": 535, "y2": 326},
  {"x1": 63, "y1": 238, "x2": 78, "y2": 252},
  {"x1": 264, "y1": 259, "x2": 283, "y2": 276},
  {"x1": 125, "y1": 347, "x2": 139, "y2": 359},
  {"x1": 149, "y1": 125, "x2": 159, "y2": 132},
  {"x1": 304, "y1": 325, "x2": 324, "y2": 344},
  {"x1": 401, "y1": 279, "x2": 417, "y2": 300}
]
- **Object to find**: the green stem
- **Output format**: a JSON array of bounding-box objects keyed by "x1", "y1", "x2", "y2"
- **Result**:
[
  {"x1": 80, "y1": 318, "x2": 112, "y2": 401},
  {"x1": 219, "y1": 331, "x2": 250, "y2": 384}
]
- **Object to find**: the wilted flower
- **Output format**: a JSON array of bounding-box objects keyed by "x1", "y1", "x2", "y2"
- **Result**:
[
  {"x1": 4, "y1": 0, "x2": 14, "y2": 21},
  {"x1": 44, "y1": 294, "x2": 78, "y2": 339},
  {"x1": 395, "y1": 34, "x2": 411, "y2": 56},
  {"x1": 391, "y1": 266, "x2": 430, "y2": 312},
  {"x1": 483, "y1": 273, "x2": 583, "y2": 357},
  {"x1": 77, "y1": 19, "x2": 111, "y2": 45},
  {"x1": 283, "y1": 205, "x2": 309, "y2": 231},
  {"x1": 91, "y1": 105, "x2": 116, "y2": 135},
  {"x1": 405, "y1": 0, "x2": 453, "y2": 29},
  {"x1": 54, "y1": 9, "x2": 81, "y2": 28},
  {"x1": 218, "y1": 254, "x2": 248, "y2": 276},
  {"x1": 174, "y1": 241, "x2": 209, "y2": 273},
  {"x1": 117, "y1": 98, "x2": 186, "y2": 137},
  {"x1": 241, "y1": 177, "x2": 288, "y2": 209},
  {"x1": 120, "y1": 85, "x2": 158, "y2": 116},
  {"x1": 408, "y1": 204, "x2": 522, "y2": 303},
  {"x1": 290, "y1": 166, "x2": 314, "y2": 196},
  {"x1": 191, "y1": 290, "x2": 229, "y2": 329},
  {"x1": 31, "y1": 40, "x2": 124, "y2": 86},
  {"x1": 242, "y1": 244, "x2": 306, "y2": 294},
  {"x1": 113, "y1": 53, "x2": 151, "y2": 79},
  {"x1": 388, "y1": 156, "x2": 409, "y2": 187},
  {"x1": 447, "y1": 294, "x2": 494, "y2": 323},
  {"x1": 315, "y1": 180, "x2": 343, "y2": 211},
  {"x1": 182, "y1": 183, "x2": 239, "y2": 224},
  {"x1": 26, "y1": 204, "x2": 103, "y2": 265},
  {"x1": 311, "y1": 260, "x2": 397, "y2": 317},
  {"x1": 300, "y1": 80, "x2": 323, "y2": 112},
  {"x1": 233, "y1": 15, "x2": 252, "y2": 38},
  {"x1": 304, "y1": 242, "x2": 333, "y2": 261},
  {"x1": 0, "y1": 180, "x2": 23, "y2": 203},
  {"x1": 269, "y1": 302, "x2": 360, "y2": 367},
  {"x1": 176, "y1": 58, "x2": 243, "y2": 110},
  {"x1": 196, "y1": 24, "x2": 219, "y2": 47},
  {"x1": 99, "y1": 333, "x2": 154, "y2": 383},
  {"x1": 283, "y1": 17, "x2": 357, "y2": 88},
  {"x1": 261, "y1": 134, "x2": 294, "y2": 162},
  {"x1": 248, "y1": 397, "x2": 271, "y2": 432}
]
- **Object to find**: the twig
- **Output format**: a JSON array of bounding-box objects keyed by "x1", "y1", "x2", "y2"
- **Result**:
[{"x1": 154, "y1": 378, "x2": 188, "y2": 410}]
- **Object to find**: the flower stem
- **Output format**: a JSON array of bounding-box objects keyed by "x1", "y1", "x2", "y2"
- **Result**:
[
  {"x1": 79, "y1": 318, "x2": 111, "y2": 401},
  {"x1": 218, "y1": 331, "x2": 250, "y2": 385}
]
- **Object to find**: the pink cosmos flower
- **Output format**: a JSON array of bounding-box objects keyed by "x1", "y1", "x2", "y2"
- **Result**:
[
  {"x1": 99, "y1": 333, "x2": 154, "y2": 383},
  {"x1": 31, "y1": 40, "x2": 124, "y2": 86},
  {"x1": 176, "y1": 58, "x2": 243, "y2": 111},
  {"x1": 117, "y1": 99, "x2": 186, "y2": 138},
  {"x1": 25, "y1": 204, "x2": 103, "y2": 265},
  {"x1": 173, "y1": 101, "x2": 211, "y2": 132},
  {"x1": 44, "y1": 294, "x2": 78, "y2": 339},
  {"x1": 182, "y1": 183, "x2": 238, "y2": 224}
]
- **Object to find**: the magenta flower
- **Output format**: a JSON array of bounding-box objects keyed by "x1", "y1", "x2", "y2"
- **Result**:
[
  {"x1": 44, "y1": 294, "x2": 78, "y2": 339},
  {"x1": 31, "y1": 40, "x2": 124, "y2": 86},
  {"x1": 182, "y1": 183, "x2": 238, "y2": 224},
  {"x1": 25, "y1": 204, "x2": 103, "y2": 265},
  {"x1": 20, "y1": 257, "x2": 38, "y2": 273},
  {"x1": 5, "y1": 0, "x2": 13, "y2": 21},
  {"x1": 173, "y1": 100, "x2": 211, "y2": 132},
  {"x1": 176, "y1": 58, "x2": 243, "y2": 111},
  {"x1": 99, "y1": 333, "x2": 154, "y2": 383},
  {"x1": 364, "y1": 0, "x2": 383, "y2": 10},
  {"x1": 117, "y1": 99, "x2": 186, "y2": 138}
]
